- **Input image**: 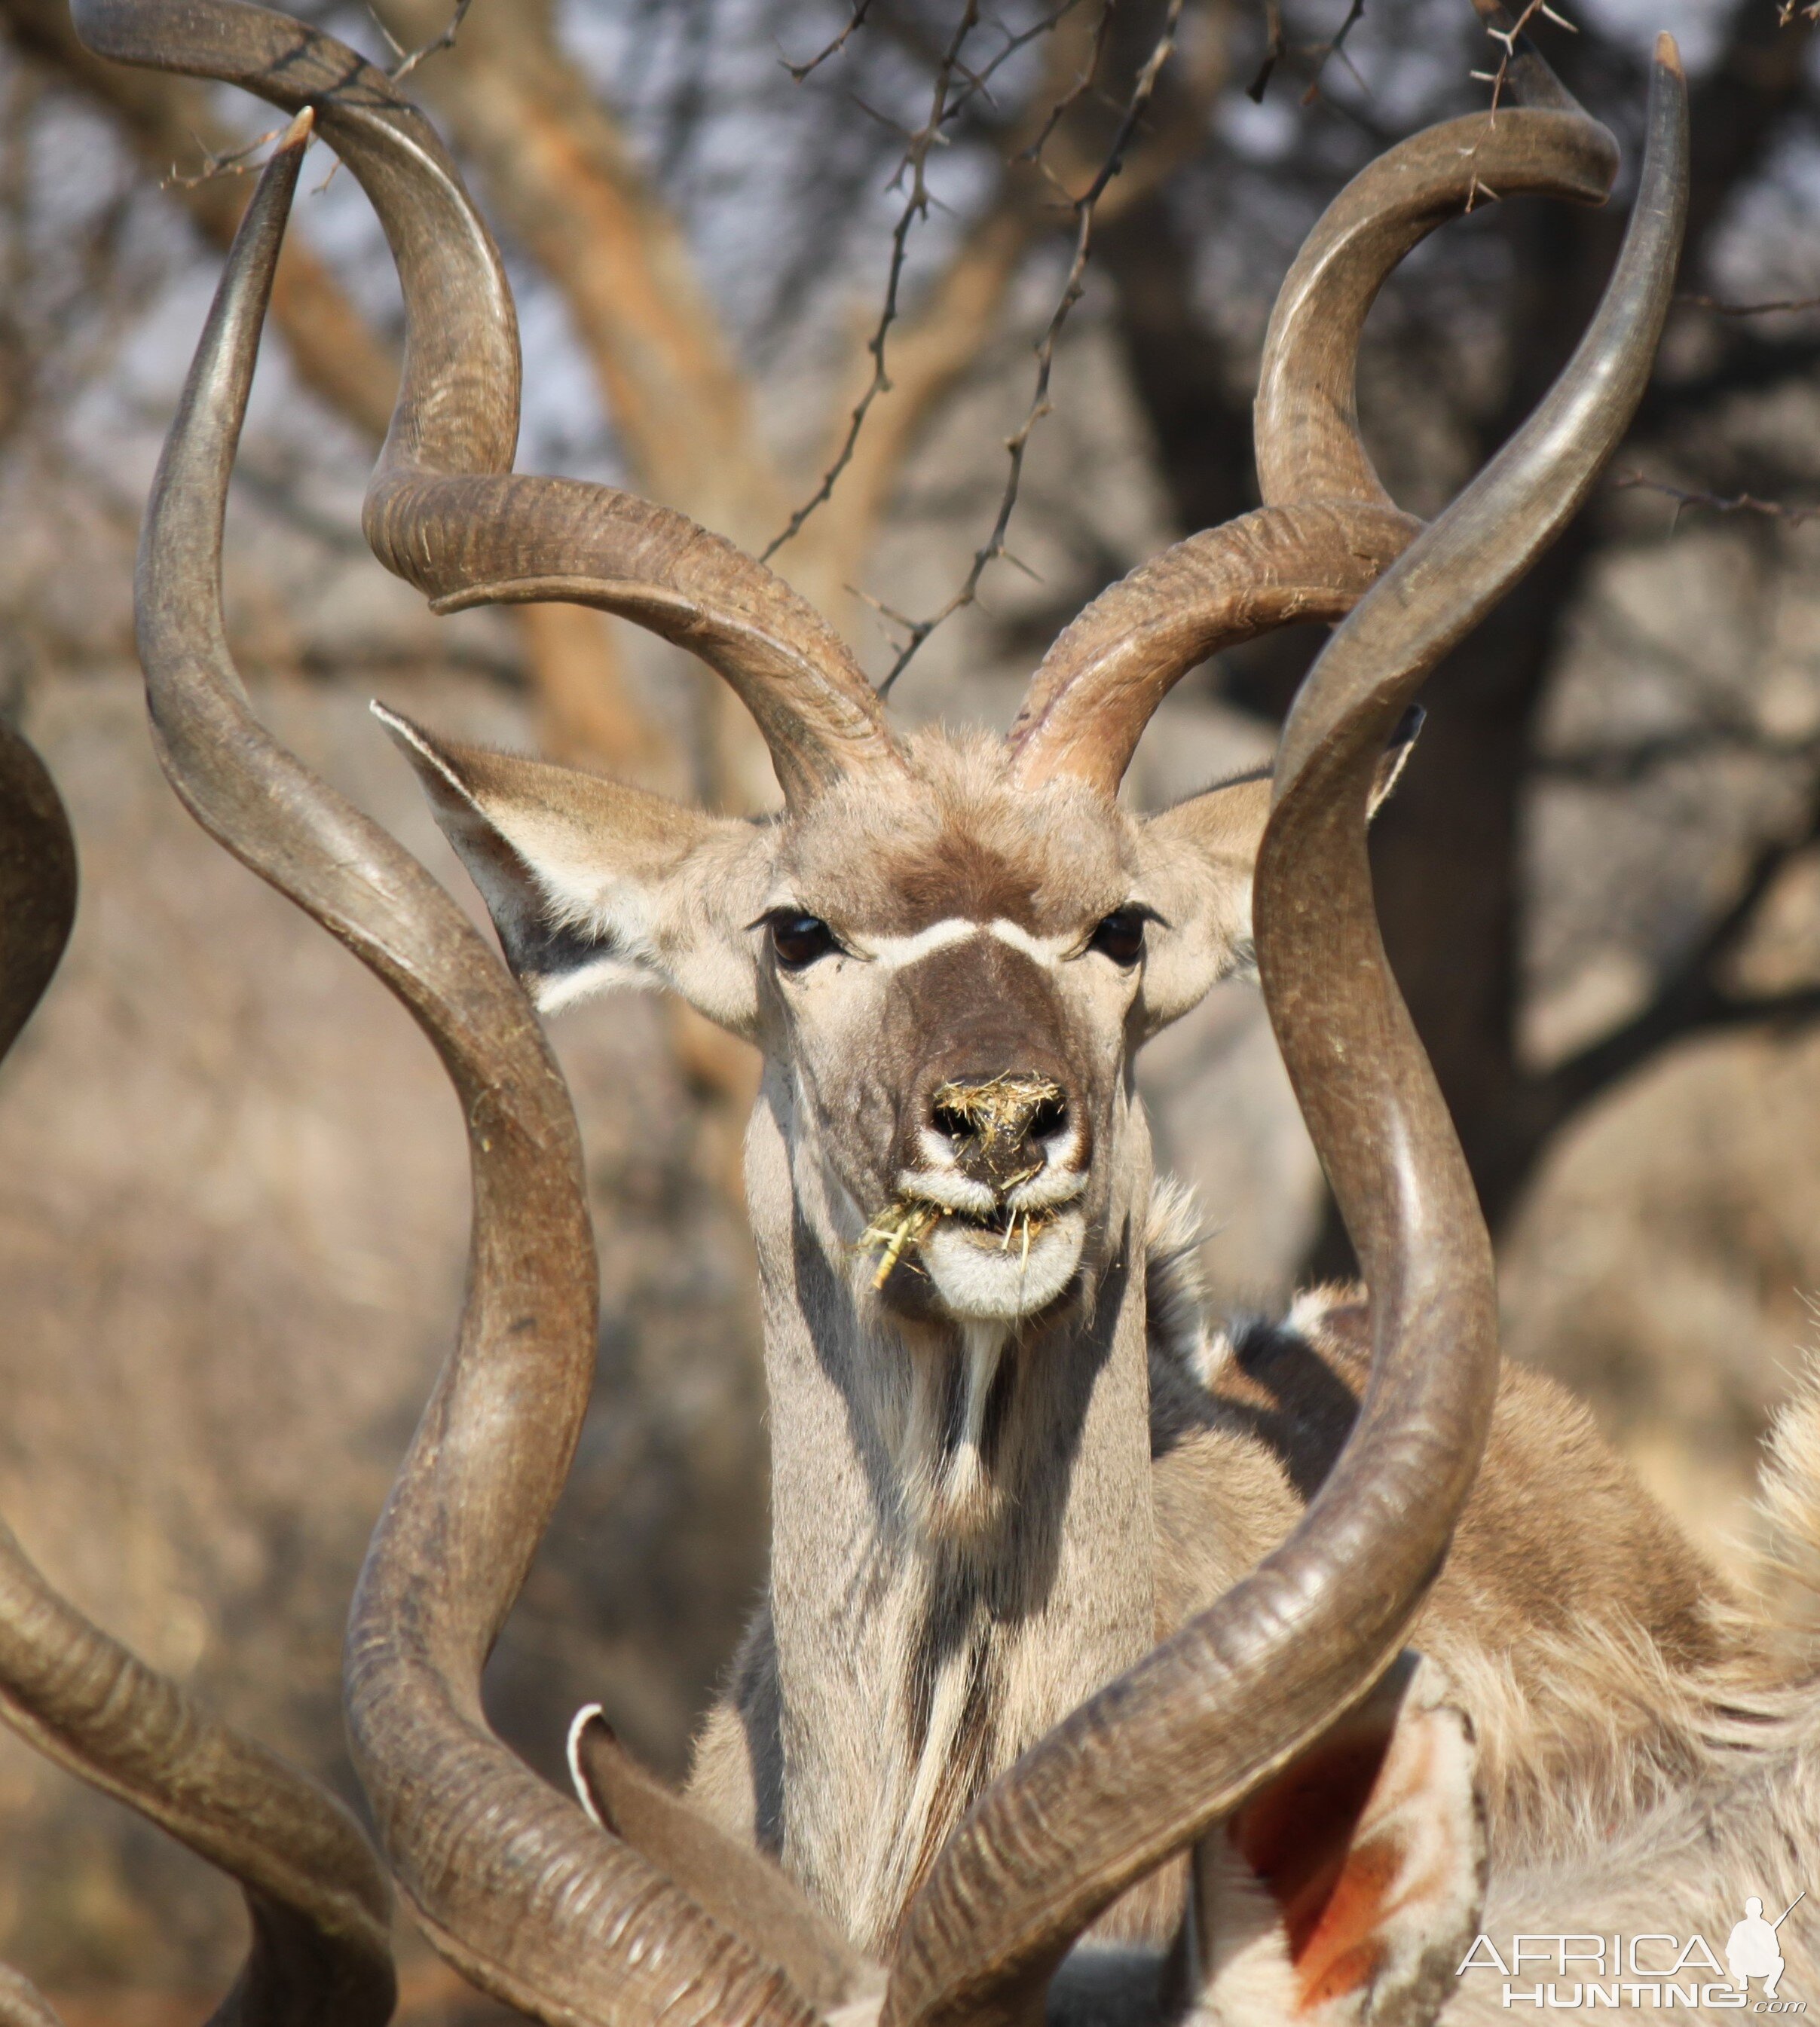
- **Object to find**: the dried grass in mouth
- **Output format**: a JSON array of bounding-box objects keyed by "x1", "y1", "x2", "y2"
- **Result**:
[
  {"x1": 858, "y1": 1200, "x2": 940, "y2": 1289},
  {"x1": 859, "y1": 1079, "x2": 1067, "y2": 1289},
  {"x1": 857, "y1": 1195, "x2": 1057, "y2": 1289}
]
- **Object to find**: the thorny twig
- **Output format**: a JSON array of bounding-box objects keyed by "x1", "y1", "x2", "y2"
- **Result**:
[
  {"x1": 1299, "y1": 0, "x2": 1368, "y2": 105},
  {"x1": 1248, "y1": 0, "x2": 1285, "y2": 102},
  {"x1": 876, "y1": 0, "x2": 1188, "y2": 692},
  {"x1": 1461, "y1": 0, "x2": 1576, "y2": 207},
  {"x1": 1469, "y1": 0, "x2": 1576, "y2": 115},
  {"x1": 369, "y1": 0, "x2": 478, "y2": 84},
  {"x1": 1613, "y1": 471, "x2": 1820, "y2": 530},
  {"x1": 763, "y1": 0, "x2": 990, "y2": 562},
  {"x1": 166, "y1": 2, "x2": 473, "y2": 187},
  {"x1": 167, "y1": 124, "x2": 290, "y2": 188},
  {"x1": 1020, "y1": 2, "x2": 1117, "y2": 173},
  {"x1": 1245, "y1": 0, "x2": 1369, "y2": 107},
  {"x1": 785, "y1": 1, "x2": 882, "y2": 84},
  {"x1": 766, "y1": 1, "x2": 1091, "y2": 566},
  {"x1": 1546, "y1": 780, "x2": 1820, "y2": 1114}
]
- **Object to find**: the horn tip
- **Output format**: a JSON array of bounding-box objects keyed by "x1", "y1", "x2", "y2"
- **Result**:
[
  {"x1": 1653, "y1": 30, "x2": 1682, "y2": 75},
  {"x1": 280, "y1": 106, "x2": 317, "y2": 150}
]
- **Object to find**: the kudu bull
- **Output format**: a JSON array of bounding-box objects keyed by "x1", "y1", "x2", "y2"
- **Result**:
[{"x1": 0, "y1": 5, "x2": 1815, "y2": 2025}]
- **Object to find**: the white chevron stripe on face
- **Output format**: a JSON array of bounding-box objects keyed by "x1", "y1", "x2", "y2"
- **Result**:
[
  {"x1": 850, "y1": 918, "x2": 1076, "y2": 972},
  {"x1": 853, "y1": 918, "x2": 978, "y2": 968},
  {"x1": 983, "y1": 919, "x2": 1075, "y2": 968}
]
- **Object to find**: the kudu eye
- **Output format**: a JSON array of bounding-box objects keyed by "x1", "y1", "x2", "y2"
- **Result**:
[
  {"x1": 1087, "y1": 907, "x2": 1147, "y2": 967},
  {"x1": 767, "y1": 910, "x2": 839, "y2": 970}
]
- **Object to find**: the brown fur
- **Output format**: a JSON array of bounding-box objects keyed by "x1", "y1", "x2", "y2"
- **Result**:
[
  {"x1": 777, "y1": 729, "x2": 1138, "y2": 943},
  {"x1": 1152, "y1": 1295, "x2": 1748, "y2": 1860},
  {"x1": 691, "y1": 1201, "x2": 1770, "y2": 1954},
  {"x1": 1437, "y1": 1359, "x2": 1820, "y2": 2019},
  {"x1": 399, "y1": 710, "x2": 1792, "y2": 1967}
]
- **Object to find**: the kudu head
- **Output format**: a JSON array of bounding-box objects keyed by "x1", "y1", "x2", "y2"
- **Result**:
[
  {"x1": 347, "y1": 22, "x2": 1611, "y2": 1365},
  {"x1": 381, "y1": 707, "x2": 1187, "y2": 1333},
  {"x1": 51, "y1": 2, "x2": 1687, "y2": 2023}
]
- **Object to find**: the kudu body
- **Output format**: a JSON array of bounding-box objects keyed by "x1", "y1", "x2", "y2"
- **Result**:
[{"x1": 0, "y1": 6, "x2": 1814, "y2": 2027}]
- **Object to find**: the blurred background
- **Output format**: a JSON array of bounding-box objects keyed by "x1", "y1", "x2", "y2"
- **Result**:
[{"x1": 2, "y1": 0, "x2": 1820, "y2": 2013}]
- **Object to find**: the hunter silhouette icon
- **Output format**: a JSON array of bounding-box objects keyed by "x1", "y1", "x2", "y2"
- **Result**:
[{"x1": 1728, "y1": 1895, "x2": 1805, "y2": 1998}]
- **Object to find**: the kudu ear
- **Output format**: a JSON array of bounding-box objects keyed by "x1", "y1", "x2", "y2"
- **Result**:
[
  {"x1": 1136, "y1": 708, "x2": 1423, "y2": 1031},
  {"x1": 1185, "y1": 1650, "x2": 1484, "y2": 2027},
  {"x1": 375, "y1": 705, "x2": 766, "y2": 1034}
]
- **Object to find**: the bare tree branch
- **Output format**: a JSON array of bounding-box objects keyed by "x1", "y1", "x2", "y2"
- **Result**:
[
  {"x1": 762, "y1": 0, "x2": 994, "y2": 561},
  {"x1": 1612, "y1": 470, "x2": 1820, "y2": 530},
  {"x1": 782, "y1": 0, "x2": 879, "y2": 84},
  {"x1": 369, "y1": 0, "x2": 1219, "y2": 717},
  {"x1": 366, "y1": 0, "x2": 774, "y2": 541},
  {"x1": 878, "y1": 0, "x2": 1191, "y2": 689},
  {"x1": 166, "y1": 121, "x2": 292, "y2": 188},
  {"x1": 0, "y1": 1, "x2": 690, "y2": 785},
  {"x1": 1299, "y1": 0, "x2": 1367, "y2": 107},
  {"x1": 802, "y1": 0, "x2": 1203, "y2": 602},
  {"x1": 1677, "y1": 289, "x2": 1820, "y2": 316},
  {"x1": 1470, "y1": 0, "x2": 1577, "y2": 118},
  {"x1": 0, "y1": 0, "x2": 399, "y2": 437},
  {"x1": 369, "y1": 0, "x2": 474, "y2": 83},
  {"x1": 1543, "y1": 782, "x2": 1820, "y2": 1116},
  {"x1": 1248, "y1": 0, "x2": 1286, "y2": 100},
  {"x1": 0, "y1": 61, "x2": 158, "y2": 454},
  {"x1": 2, "y1": 0, "x2": 760, "y2": 1138},
  {"x1": 1246, "y1": 0, "x2": 1375, "y2": 104},
  {"x1": 1017, "y1": 0, "x2": 1115, "y2": 167}
]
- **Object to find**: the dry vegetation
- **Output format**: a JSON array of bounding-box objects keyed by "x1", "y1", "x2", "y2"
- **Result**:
[{"x1": 2, "y1": 0, "x2": 1820, "y2": 2006}]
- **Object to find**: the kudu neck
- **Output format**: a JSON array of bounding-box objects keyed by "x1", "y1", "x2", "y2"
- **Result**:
[{"x1": 743, "y1": 1069, "x2": 1157, "y2": 1945}]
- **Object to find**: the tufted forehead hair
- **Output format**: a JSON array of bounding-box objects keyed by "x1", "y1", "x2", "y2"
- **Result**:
[{"x1": 775, "y1": 726, "x2": 1138, "y2": 939}]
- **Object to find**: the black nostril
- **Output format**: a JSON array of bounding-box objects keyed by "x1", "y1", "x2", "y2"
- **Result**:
[
  {"x1": 931, "y1": 1098, "x2": 971, "y2": 1143},
  {"x1": 1028, "y1": 1095, "x2": 1067, "y2": 1142}
]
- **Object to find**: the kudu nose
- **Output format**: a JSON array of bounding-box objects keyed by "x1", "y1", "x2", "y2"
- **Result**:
[{"x1": 928, "y1": 1073, "x2": 1069, "y2": 1191}]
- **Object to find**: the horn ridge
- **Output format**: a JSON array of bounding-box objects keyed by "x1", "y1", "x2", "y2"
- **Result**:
[
  {"x1": 365, "y1": 473, "x2": 900, "y2": 803},
  {"x1": 1008, "y1": 90, "x2": 1617, "y2": 795},
  {"x1": 71, "y1": 0, "x2": 900, "y2": 808},
  {"x1": 70, "y1": 0, "x2": 520, "y2": 482},
  {"x1": 1005, "y1": 500, "x2": 1420, "y2": 787},
  {"x1": 882, "y1": 42, "x2": 1687, "y2": 2027},
  {"x1": 1254, "y1": 106, "x2": 1618, "y2": 512},
  {"x1": 133, "y1": 107, "x2": 828, "y2": 2027},
  {"x1": 1271, "y1": 34, "x2": 1686, "y2": 806}
]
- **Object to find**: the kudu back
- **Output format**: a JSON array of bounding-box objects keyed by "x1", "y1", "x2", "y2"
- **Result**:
[{"x1": 0, "y1": 6, "x2": 1814, "y2": 2027}]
